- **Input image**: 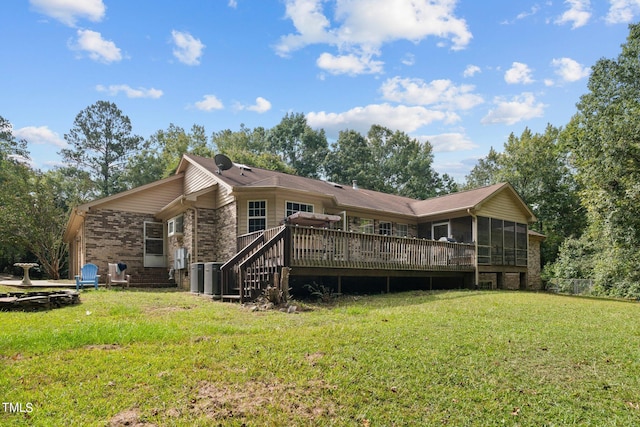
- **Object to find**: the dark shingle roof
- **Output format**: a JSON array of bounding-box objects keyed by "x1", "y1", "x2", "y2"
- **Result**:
[{"x1": 183, "y1": 154, "x2": 534, "y2": 220}]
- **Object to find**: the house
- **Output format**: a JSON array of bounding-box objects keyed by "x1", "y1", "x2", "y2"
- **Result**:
[{"x1": 63, "y1": 153, "x2": 543, "y2": 298}]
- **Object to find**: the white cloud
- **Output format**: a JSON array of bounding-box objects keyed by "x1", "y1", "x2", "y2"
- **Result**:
[
  {"x1": 228, "y1": 0, "x2": 238, "y2": 8},
  {"x1": 307, "y1": 103, "x2": 459, "y2": 137},
  {"x1": 463, "y1": 65, "x2": 481, "y2": 78},
  {"x1": 96, "y1": 84, "x2": 163, "y2": 99},
  {"x1": 481, "y1": 93, "x2": 546, "y2": 125},
  {"x1": 402, "y1": 53, "x2": 416, "y2": 66},
  {"x1": 195, "y1": 95, "x2": 224, "y2": 111},
  {"x1": 504, "y1": 62, "x2": 534, "y2": 84},
  {"x1": 171, "y1": 30, "x2": 205, "y2": 66},
  {"x1": 380, "y1": 77, "x2": 484, "y2": 110},
  {"x1": 13, "y1": 126, "x2": 66, "y2": 148},
  {"x1": 275, "y1": 0, "x2": 472, "y2": 75},
  {"x1": 417, "y1": 132, "x2": 477, "y2": 153},
  {"x1": 236, "y1": 97, "x2": 272, "y2": 113},
  {"x1": 70, "y1": 29, "x2": 122, "y2": 63},
  {"x1": 556, "y1": 0, "x2": 591, "y2": 29},
  {"x1": 316, "y1": 52, "x2": 383, "y2": 75},
  {"x1": 551, "y1": 57, "x2": 590, "y2": 82},
  {"x1": 30, "y1": 0, "x2": 105, "y2": 27},
  {"x1": 606, "y1": 0, "x2": 640, "y2": 24}
]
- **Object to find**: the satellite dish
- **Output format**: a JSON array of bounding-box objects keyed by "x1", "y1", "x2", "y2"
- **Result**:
[{"x1": 214, "y1": 154, "x2": 233, "y2": 174}]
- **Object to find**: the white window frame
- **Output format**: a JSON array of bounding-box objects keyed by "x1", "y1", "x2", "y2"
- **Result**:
[
  {"x1": 360, "y1": 218, "x2": 374, "y2": 234},
  {"x1": 285, "y1": 201, "x2": 314, "y2": 217},
  {"x1": 379, "y1": 221, "x2": 392, "y2": 235},
  {"x1": 432, "y1": 221, "x2": 450, "y2": 240},
  {"x1": 395, "y1": 223, "x2": 408, "y2": 237},
  {"x1": 248, "y1": 200, "x2": 267, "y2": 233},
  {"x1": 167, "y1": 215, "x2": 184, "y2": 237}
]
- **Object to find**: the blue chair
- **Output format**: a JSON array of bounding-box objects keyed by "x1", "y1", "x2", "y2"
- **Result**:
[{"x1": 75, "y1": 263, "x2": 100, "y2": 290}]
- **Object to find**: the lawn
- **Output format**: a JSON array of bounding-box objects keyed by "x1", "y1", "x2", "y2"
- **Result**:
[{"x1": 1, "y1": 287, "x2": 639, "y2": 426}]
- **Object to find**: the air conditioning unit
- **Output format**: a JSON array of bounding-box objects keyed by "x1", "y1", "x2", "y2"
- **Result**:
[{"x1": 174, "y1": 248, "x2": 188, "y2": 270}]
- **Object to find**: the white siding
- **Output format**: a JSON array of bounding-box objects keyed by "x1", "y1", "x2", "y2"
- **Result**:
[
  {"x1": 96, "y1": 179, "x2": 183, "y2": 214},
  {"x1": 184, "y1": 164, "x2": 214, "y2": 194}
]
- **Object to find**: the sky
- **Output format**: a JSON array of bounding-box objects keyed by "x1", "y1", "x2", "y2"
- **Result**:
[{"x1": 1, "y1": 0, "x2": 638, "y2": 182}]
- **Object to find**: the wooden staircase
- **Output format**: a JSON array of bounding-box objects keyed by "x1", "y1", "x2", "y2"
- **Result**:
[{"x1": 220, "y1": 226, "x2": 288, "y2": 302}]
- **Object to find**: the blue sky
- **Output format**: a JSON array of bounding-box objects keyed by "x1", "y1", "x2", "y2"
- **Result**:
[{"x1": 1, "y1": 1, "x2": 637, "y2": 182}]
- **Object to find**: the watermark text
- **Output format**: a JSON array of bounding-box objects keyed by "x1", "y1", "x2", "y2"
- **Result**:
[{"x1": 2, "y1": 402, "x2": 34, "y2": 413}]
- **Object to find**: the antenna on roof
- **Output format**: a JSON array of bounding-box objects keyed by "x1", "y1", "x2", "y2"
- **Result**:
[{"x1": 214, "y1": 154, "x2": 233, "y2": 174}]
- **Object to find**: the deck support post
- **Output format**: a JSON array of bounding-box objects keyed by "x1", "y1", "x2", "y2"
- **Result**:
[
  {"x1": 337, "y1": 275, "x2": 342, "y2": 294},
  {"x1": 386, "y1": 276, "x2": 390, "y2": 293}
]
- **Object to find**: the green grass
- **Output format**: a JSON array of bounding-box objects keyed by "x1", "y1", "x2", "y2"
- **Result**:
[{"x1": 1, "y1": 287, "x2": 640, "y2": 426}]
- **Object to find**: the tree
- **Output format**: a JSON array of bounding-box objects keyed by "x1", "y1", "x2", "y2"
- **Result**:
[
  {"x1": 0, "y1": 116, "x2": 31, "y2": 268},
  {"x1": 464, "y1": 147, "x2": 501, "y2": 189},
  {"x1": 0, "y1": 116, "x2": 69, "y2": 279},
  {"x1": 7, "y1": 171, "x2": 69, "y2": 279},
  {"x1": 123, "y1": 123, "x2": 213, "y2": 188},
  {"x1": 464, "y1": 126, "x2": 584, "y2": 266},
  {"x1": 211, "y1": 125, "x2": 293, "y2": 173},
  {"x1": 324, "y1": 129, "x2": 381, "y2": 191},
  {"x1": 560, "y1": 23, "x2": 640, "y2": 296},
  {"x1": 266, "y1": 113, "x2": 329, "y2": 179},
  {"x1": 60, "y1": 101, "x2": 143, "y2": 197},
  {"x1": 325, "y1": 125, "x2": 453, "y2": 198},
  {"x1": 367, "y1": 125, "x2": 446, "y2": 199}
]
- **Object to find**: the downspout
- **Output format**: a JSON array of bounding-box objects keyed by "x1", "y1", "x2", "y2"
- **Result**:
[{"x1": 468, "y1": 208, "x2": 479, "y2": 287}]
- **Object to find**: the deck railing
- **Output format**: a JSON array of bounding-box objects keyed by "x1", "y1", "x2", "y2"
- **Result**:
[
  {"x1": 224, "y1": 225, "x2": 476, "y2": 300},
  {"x1": 288, "y1": 226, "x2": 475, "y2": 271}
]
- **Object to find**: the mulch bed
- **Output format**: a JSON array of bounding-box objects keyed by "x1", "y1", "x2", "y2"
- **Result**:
[{"x1": 0, "y1": 290, "x2": 80, "y2": 312}]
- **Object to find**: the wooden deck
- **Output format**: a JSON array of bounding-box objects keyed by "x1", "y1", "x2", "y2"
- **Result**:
[{"x1": 221, "y1": 225, "x2": 476, "y2": 301}]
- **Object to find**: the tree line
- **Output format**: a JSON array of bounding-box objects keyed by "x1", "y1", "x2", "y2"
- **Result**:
[{"x1": 3, "y1": 23, "x2": 640, "y2": 297}]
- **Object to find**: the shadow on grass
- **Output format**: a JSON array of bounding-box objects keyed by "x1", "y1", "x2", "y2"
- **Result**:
[{"x1": 308, "y1": 288, "x2": 498, "y2": 311}]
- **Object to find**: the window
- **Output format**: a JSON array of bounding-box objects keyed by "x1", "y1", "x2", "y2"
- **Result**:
[
  {"x1": 360, "y1": 218, "x2": 374, "y2": 234},
  {"x1": 379, "y1": 222, "x2": 392, "y2": 235},
  {"x1": 286, "y1": 201, "x2": 314, "y2": 217},
  {"x1": 395, "y1": 223, "x2": 408, "y2": 237},
  {"x1": 248, "y1": 200, "x2": 266, "y2": 232},
  {"x1": 432, "y1": 222, "x2": 449, "y2": 240},
  {"x1": 167, "y1": 215, "x2": 184, "y2": 236}
]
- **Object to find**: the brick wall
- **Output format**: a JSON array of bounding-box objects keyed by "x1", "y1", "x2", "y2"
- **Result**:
[
  {"x1": 84, "y1": 209, "x2": 155, "y2": 283},
  {"x1": 167, "y1": 203, "x2": 237, "y2": 289},
  {"x1": 213, "y1": 203, "x2": 238, "y2": 261}
]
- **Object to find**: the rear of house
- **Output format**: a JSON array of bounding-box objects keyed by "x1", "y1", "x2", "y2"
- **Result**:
[{"x1": 63, "y1": 154, "x2": 544, "y2": 296}]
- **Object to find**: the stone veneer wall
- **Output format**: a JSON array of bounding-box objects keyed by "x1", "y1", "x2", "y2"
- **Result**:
[
  {"x1": 168, "y1": 203, "x2": 237, "y2": 289},
  {"x1": 213, "y1": 203, "x2": 238, "y2": 261},
  {"x1": 84, "y1": 209, "x2": 155, "y2": 283}
]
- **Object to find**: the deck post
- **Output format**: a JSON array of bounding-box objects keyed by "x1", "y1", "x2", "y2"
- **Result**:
[
  {"x1": 386, "y1": 276, "x2": 390, "y2": 293},
  {"x1": 283, "y1": 225, "x2": 291, "y2": 266},
  {"x1": 338, "y1": 275, "x2": 342, "y2": 294}
]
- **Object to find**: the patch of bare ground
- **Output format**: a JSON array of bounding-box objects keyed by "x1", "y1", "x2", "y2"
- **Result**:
[
  {"x1": 108, "y1": 408, "x2": 156, "y2": 427},
  {"x1": 188, "y1": 379, "x2": 339, "y2": 422}
]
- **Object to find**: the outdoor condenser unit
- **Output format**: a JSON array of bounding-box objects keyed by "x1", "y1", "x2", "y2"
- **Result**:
[{"x1": 190, "y1": 262, "x2": 204, "y2": 294}]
